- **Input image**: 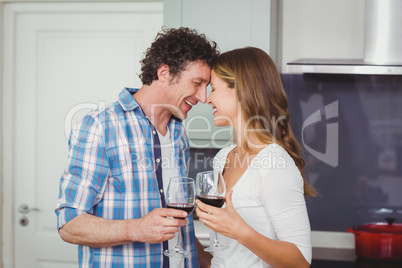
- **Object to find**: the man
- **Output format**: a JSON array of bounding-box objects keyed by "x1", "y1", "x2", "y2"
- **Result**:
[{"x1": 55, "y1": 27, "x2": 219, "y2": 267}]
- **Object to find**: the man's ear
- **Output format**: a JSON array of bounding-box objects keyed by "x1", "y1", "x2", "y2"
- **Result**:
[{"x1": 157, "y1": 64, "x2": 172, "y2": 83}]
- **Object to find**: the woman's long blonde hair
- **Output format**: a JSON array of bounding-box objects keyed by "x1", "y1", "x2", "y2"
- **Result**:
[{"x1": 213, "y1": 47, "x2": 317, "y2": 197}]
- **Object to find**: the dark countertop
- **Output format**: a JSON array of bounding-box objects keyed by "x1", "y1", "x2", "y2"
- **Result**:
[
  {"x1": 313, "y1": 247, "x2": 356, "y2": 261},
  {"x1": 311, "y1": 248, "x2": 402, "y2": 268},
  {"x1": 311, "y1": 248, "x2": 356, "y2": 268}
]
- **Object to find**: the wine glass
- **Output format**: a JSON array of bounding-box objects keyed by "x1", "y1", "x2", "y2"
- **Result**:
[
  {"x1": 164, "y1": 177, "x2": 196, "y2": 258},
  {"x1": 196, "y1": 171, "x2": 228, "y2": 252}
]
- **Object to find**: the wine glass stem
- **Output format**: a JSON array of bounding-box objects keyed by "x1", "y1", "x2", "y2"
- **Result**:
[
  {"x1": 175, "y1": 225, "x2": 182, "y2": 252},
  {"x1": 213, "y1": 231, "x2": 219, "y2": 246}
]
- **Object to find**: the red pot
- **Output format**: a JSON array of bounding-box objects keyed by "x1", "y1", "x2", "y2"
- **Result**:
[{"x1": 347, "y1": 218, "x2": 402, "y2": 261}]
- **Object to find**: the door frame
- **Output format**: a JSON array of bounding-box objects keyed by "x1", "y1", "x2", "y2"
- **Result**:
[
  {"x1": 3, "y1": 4, "x2": 18, "y2": 267},
  {"x1": 2, "y1": 3, "x2": 163, "y2": 267}
]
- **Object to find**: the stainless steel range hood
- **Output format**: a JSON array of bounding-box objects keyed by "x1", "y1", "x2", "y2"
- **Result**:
[
  {"x1": 287, "y1": 0, "x2": 402, "y2": 75},
  {"x1": 287, "y1": 59, "x2": 402, "y2": 75}
]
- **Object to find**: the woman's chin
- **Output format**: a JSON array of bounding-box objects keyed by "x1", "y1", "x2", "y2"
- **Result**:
[{"x1": 213, "y1": 119, "x2": 230, "y2": 127}]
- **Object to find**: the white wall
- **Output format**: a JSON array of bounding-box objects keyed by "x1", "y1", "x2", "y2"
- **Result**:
[
  {"x1": 0, "y1": 3, "x2": 4, "y2": 266},
  {"x1": 164, "y1": 0, "x2": 272, "y2": 55},
  {"x1": 280, "y1": 0, "x2": 365, "y2": 72}
]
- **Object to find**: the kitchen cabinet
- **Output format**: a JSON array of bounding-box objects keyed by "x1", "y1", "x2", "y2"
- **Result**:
[{"x1": 164, "y1": 0, "x2": 274, "y2": 148}]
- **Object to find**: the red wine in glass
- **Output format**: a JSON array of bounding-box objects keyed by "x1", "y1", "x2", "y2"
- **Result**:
[
  {"x1": 167, "y1": 203, "x2": 195, "y2": 215},
  {"x1": 164, "y1": 177, "x2": 195, "y2": 258},
  {"x1": 197, "y1": 195, "x2": 225, "y2": 208},
  {"x1": 196, "y1": 171, "x2": 229, "y2": 252}
]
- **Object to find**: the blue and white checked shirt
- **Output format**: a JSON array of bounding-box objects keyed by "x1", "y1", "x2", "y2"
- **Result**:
[{"x1": 56, "y1": 88, "x2": 199, "y2": 268}]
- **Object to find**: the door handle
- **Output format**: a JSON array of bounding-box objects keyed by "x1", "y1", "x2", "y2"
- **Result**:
[
  {"x1": 18, "y1": 204, "x2": 39, "y2": 227},
  {"x1": 18, "y1": 204, "x2": 39, "y2": 214}
]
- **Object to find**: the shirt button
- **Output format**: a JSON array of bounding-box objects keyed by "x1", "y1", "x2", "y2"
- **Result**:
[
  {"x1": 156, "y1": 158, "x2": 160, "y2": 163},
  {"x1": 160, "y1": 189, "x2": 163, "y2": 194},
  {"x1": 153, "y1": 130, "x2": 156, "y2": 135}
]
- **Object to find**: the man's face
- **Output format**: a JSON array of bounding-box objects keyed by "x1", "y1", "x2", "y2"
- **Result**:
[{"x1": 166, "y1": 60, "x2": 211, "y2": 119}]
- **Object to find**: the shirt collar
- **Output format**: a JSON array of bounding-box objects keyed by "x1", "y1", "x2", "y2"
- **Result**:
[
  {"x1": 117, "y1": 87, "x2": 140, "y2": 111},
  {"x1": 117, "y1": 87, "x2": 183, "y2": 124}
]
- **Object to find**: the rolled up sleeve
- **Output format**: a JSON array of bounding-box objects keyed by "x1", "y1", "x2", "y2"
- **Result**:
[{"x1": 55, "y1": 114, "x2": 110, "y2": 230}]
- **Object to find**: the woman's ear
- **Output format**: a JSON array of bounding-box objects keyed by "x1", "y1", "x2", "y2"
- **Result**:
[{"x1": 157, "y1": 64, "x2": 172, "y2": 83}]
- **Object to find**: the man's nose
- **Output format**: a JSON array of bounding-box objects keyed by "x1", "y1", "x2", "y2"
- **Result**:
[{"x1": 195, "y1": 85, "x2": 208, "y2": 104}]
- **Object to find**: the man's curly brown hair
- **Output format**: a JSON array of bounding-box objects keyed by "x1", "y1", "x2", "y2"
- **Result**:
[{"x1": 140, "y1": 27, "x2": 219, "y2": 85}]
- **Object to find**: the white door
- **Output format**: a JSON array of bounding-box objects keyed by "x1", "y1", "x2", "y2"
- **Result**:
[{"x1": 2, "y1": 3, "x2": 163, "y2": 267}]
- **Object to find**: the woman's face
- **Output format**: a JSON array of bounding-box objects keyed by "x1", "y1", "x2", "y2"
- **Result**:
[{"x1": 207, "y1": 70, "x2": 239, "y2": 127}]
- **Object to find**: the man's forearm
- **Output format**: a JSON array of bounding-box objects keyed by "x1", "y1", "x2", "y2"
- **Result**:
[
  {"x1": 58, "y1": 208, "x2": 189, "y2": 247},
  {"x1": 59, "y1": 213, "x2": 134, "y2": 248}
]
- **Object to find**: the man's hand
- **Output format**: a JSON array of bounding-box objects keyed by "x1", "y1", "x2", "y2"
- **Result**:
[
  {"x1": 59, "y1": 208, "x2": 188, "y2": 247},
  {"x1": 133, "y1": 208, "x2": 188, "y2": 244}
]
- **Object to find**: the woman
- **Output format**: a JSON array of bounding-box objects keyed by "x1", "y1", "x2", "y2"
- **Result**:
[{"x1": 196, "y1": 47, "x2": 317, "y2": 268}]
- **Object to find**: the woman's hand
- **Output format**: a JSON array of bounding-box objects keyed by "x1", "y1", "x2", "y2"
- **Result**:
[
  {"x1": 196, "y1": 190, "x2": 249, "y2": 241},
  {"x1": 197, "y1": 190, "x2": 310, "y2": 268}
]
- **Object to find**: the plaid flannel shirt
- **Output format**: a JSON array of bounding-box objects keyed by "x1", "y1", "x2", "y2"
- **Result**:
[{"x1": 55, "y1": 88, "x2": 199, "y2": 268}]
